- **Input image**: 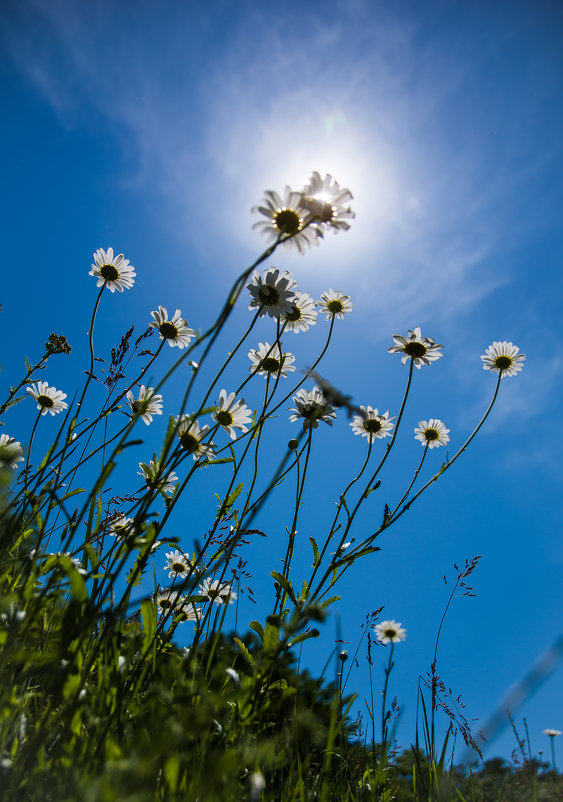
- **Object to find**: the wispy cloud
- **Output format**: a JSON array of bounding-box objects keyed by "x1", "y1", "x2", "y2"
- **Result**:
[{"x1": 2, "y1": 0, "x2": 560, "y2": 335}]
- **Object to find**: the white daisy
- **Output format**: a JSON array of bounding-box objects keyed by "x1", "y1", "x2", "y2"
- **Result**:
[
  {"x1": 0, "y1": 434, "x2": 24, "y2": 469},
  {"x1": 248, "y1": 341, "x2": 296, "y2": 379},
  {"x1": 251, "y1": 186, "x2": 318, "y2": 254},
  {"x1": 164, "y1": 549, "x2": 192, "y2": 579},
  {"x1": 414, "y1": 419, "x2": 450, "y2": 449},
  {"x1": 90, "y1": 247, "x2": 136, "y2": 293},
  {"x1": 126, "y1": 385, "x2": 163, "y2": 425},
  {"x1": 481, "y1": 341, "x2": 525, "y2": 377},
  {"x1": 289, "y1": 387, "x2": 336, "y2": 429},
  {"x1": 350, "y1": 407, "x2": 394, "y2": 442},
  {"x1": 388, "y1": 327, "x2": 443, "y2": 368},
  {"x1": 174, "y1": 601, "x2": 201, "y2": 623},
  {"x1": 317, "y1": 289, "x2": 353, "y2": 320},
  {"x1": 27, "y1": 381, "x2": 68, "y2": 416},
  {"x1": 212, "y1": 390, "x2": 252, "y2": 440},
  {"x1": 281, "y1": 291, "x2": 318, "y2": 333},
  {"x1": 198, "y1": 578, "x2": 237, "y2": 605},
  {"x1": 247, "y1": 267, "x2": 297, "y2": 319},
  {"x1": 150, "y1": 306, "x2": 195, "y2": 349},
  {"x1": 176, "y1": 416, "x2": 215, "y2": 461},
  {"x1": 302, "y1": 171, "x2": 355, "y2": 233},
  {"x1": 155, "y1": 590, "x2": 182, "y2": 614},
  {"x1": 374, "y1": 619, "x2": 406, "y2": 644},
  {"x1": 543, "y1": 729, "x2": 562, "y2": 737},
  {"x1": 138, "y1": 459, "x2": 178, "y2": 496},
  {"x1": 107, "y1": 515, "x2": 134, "y2": 539}
]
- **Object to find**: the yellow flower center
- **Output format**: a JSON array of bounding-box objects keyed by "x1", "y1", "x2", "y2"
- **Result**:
[
  {"x1": 37, "y1": 394, "x2": 54, "y2": 408},
  {"x1": 327, "y1": 299, "x2": 344, "y2": 315},
  {"x1": 424, "y1": 428, "x2": 439, "y2": 441}
]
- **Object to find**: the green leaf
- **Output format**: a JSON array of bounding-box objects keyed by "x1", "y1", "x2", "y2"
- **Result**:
[
  {"x1": 263, "y1": 618, "x2": 280, "y2": 654},
  {"x1": 249, "y1": 620, "x2": 264, "y2": 642},
  {"x1": 288, "y1": 629, "x2": 320, "y2": 647},
  {"x1": 320, "y1": 595, "x2": 340, "y2": 609},
  {"x1": 364, "y1": 479, "x2": 381, "y2": 497},
  {"x1": 271, "y1": 571, "x2": 297, "y2": 605},
  {"x1": 309, "y1": 536, "x2": 320, "y2": 567},
  {"x1": 141, "y1": 598, "x2": 157, "y2": 652},
  {"x1": 233, "y1": 637, "x2": 254, "y2": 667}
]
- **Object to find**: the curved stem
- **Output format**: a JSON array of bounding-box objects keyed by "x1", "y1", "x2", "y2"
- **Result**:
[
  {"x1": 75, "y1": 286, "x2": 104, "y2": 418},
  {"x1": 388, "y1": 444, "x2": 428, "y2": 520}
]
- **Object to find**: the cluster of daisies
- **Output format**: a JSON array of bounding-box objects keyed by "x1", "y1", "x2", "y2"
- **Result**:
[
  {"x1": 154, "y1": 549, "x2": 237, "y2": 622},
  {"x1": 251, "y1": 171, "x2": 355, "y2": 254}
]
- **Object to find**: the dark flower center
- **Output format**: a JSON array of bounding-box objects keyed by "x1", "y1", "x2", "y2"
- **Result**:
[
  {"x1": 364, "y1": 419, "x2": 382, "y2": 434},
  {"x1": 285, "y1": 306, "x2": 301, "y2": 322},
  {"x1": 274, "y1": 208, "x2": 301, "y2": 235},
  {"x1": 131, "y1": 400, "x2": 149, "y2": 415},
  {"x1": 494, "y1": 355, "x2": 512, "y2": 370},
  {"x1": 424, "y1": 428, "x2": 439, "y2": 441},
  {"x1": 159, "y1": 321, "x2": 179, "y2": 339},
  {"x1": 100, "y1": 263, "x2": 119, "y2": 281},
  {"x1": 384, "y1": 629, "x2": 397, "y2": 639},
  {"x1": 159, "y1": 599, "x2": 174, "y2": 610},
  {"x1": 327, "y1": 299, "x2": 344, "y2": 314},
  {"x1": 171, "y1": 561, "x2": 186, "y2": 574},
  {"x1": 404, "y1": 341, "x2": 427, "y2": 358},
  {"x1": 179, "y1": 432, "x2": 198, "y2": 452},
  {"x1": 216, "y1": 410, "x2": 233, "y2": 426},
  {"x1": 258, "y1": 286, "x2": 280, "y2": 306},
  {"x1": 37, "y1": 394, "x2": 54, "y2": 408},
  {"x1": 261, "y1": 357, "x2": 281, "y2": 373}
]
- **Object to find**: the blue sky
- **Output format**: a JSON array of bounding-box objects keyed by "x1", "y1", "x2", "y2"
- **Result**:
[{"x1": 1, "y1": 0, "x2": 563, "y2": 764}]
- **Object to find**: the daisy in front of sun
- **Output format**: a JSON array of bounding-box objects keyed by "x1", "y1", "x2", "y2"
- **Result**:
[
  {"x1": 302, "y1": 171, "x2": 355, "y2": 234},
  {"x1": 388, "y1": 326, "x2": 443, "y2": 368},
  {"x1": 27, "y1": 381, "x2": 68, "y2": 416},
  {"x1": 212, "y1": 390, "x2": 252, "y2": 440},
  {"x1": 150, "y1": 306, "x2": 195, "y2": 349},
  {"x1": 481, "y1": 341, "x2": 525, "y2": 377},
  {"x1": 89, "y1": 247, "x2": 136, "y2": 293},
  {"x1": 350, "y1": 407, "x2": 394, "y2": 443},
  {"x1": 126, "y1": 385, "x2": 163, "y2": 425},
  {"x1": 251, "y1": 186, "x2": 318, "y2": 254}
]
